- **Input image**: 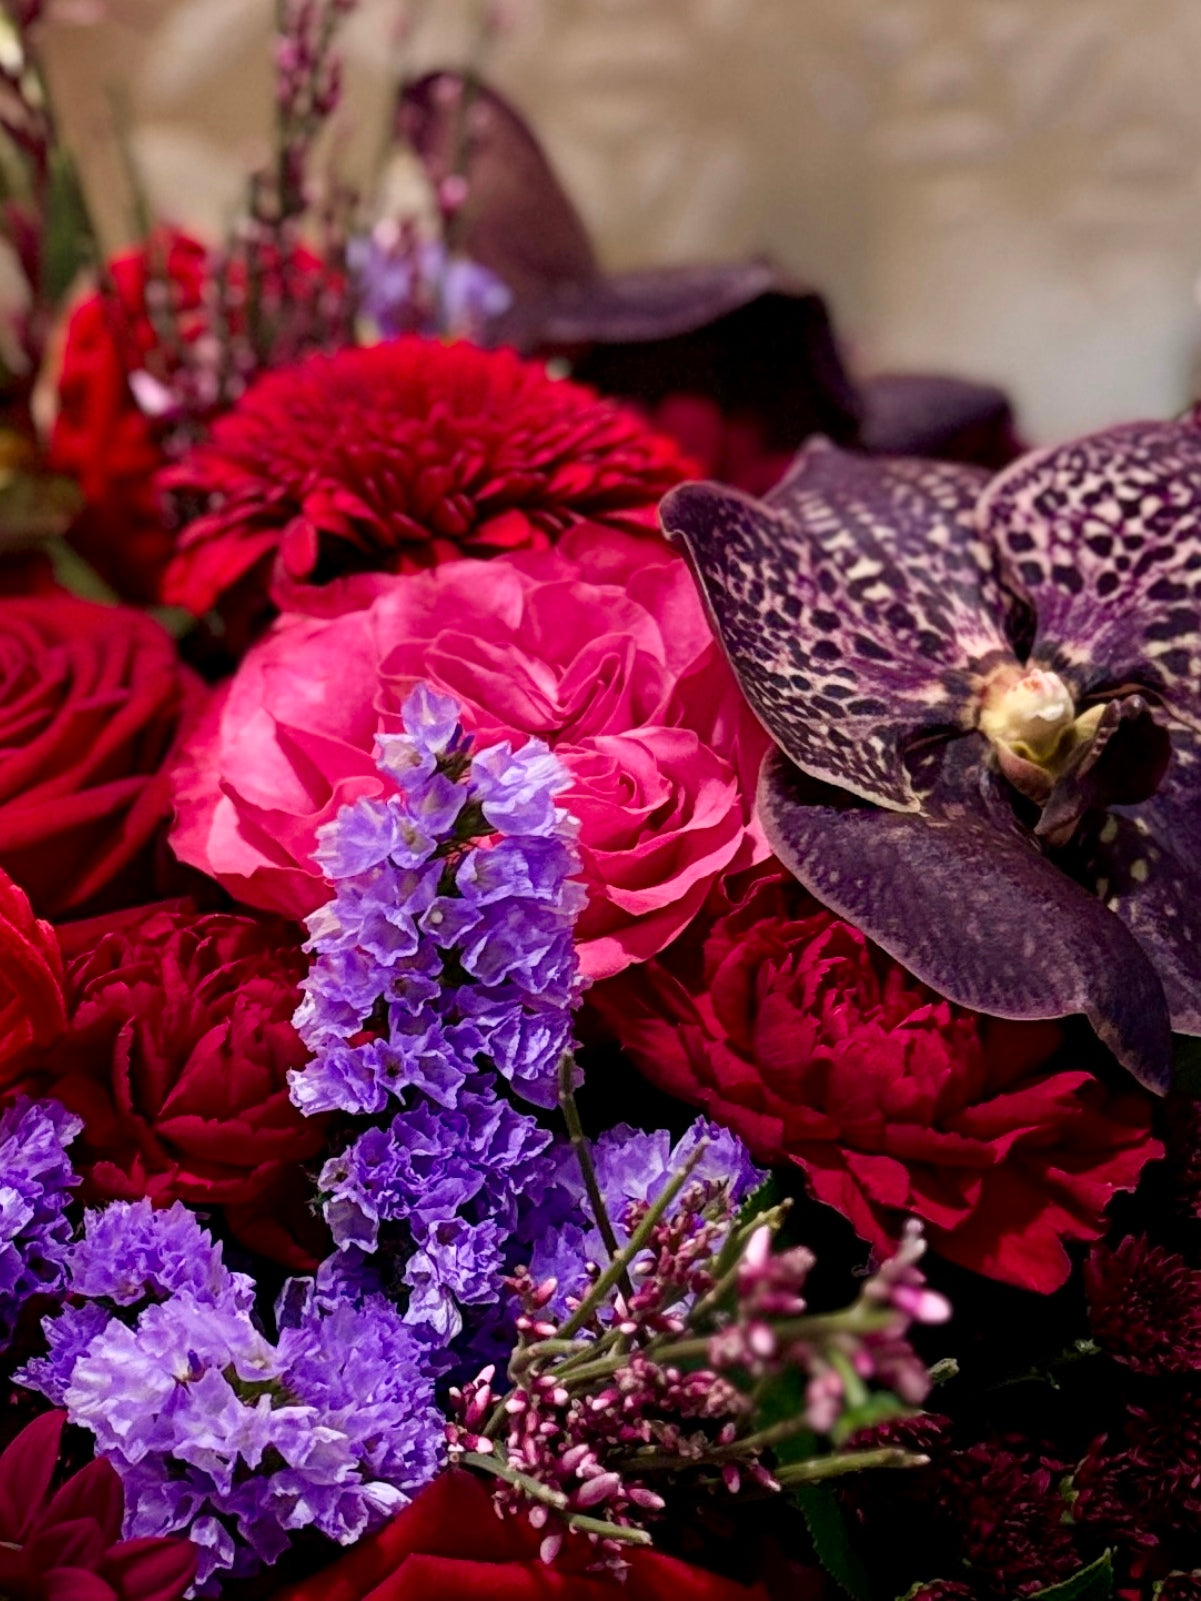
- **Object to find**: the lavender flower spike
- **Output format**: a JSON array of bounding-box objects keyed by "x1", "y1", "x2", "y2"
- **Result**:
[{"x1": 662, "y1": 418, "x2": 1201, "y2": 1090}]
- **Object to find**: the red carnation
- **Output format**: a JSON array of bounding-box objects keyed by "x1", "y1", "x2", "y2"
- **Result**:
[
  {"x1": 590, "y1": 868, "x2": 1161, "y2": 1292},
  {"x1": 0, "y1": 868, "x2": 64, "y2": 1088},
  {"x1": 161, "y1": 338, "x2": 693, "y2": 617},
  {"x1": 0, "y1": 1410, "x2": 196, "y2": 1601},
  {"x1": 20, "y1": 903, "x2": 326, "y2": 1263},
  {"x1": 0, "y1": 596, "x2": 201, "y2": 920},
  {"x1": 274, "y1": 1467, "x2": 768, "y2": 1601}
]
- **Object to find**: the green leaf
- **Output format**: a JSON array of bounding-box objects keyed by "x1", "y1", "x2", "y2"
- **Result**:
[
  {"x1": 1028, "y1": 1551, "x2": 1113, "y2": 1601},
  {"x1": 793, "y1": 1482, "x2": 871, "y2": 1601}
]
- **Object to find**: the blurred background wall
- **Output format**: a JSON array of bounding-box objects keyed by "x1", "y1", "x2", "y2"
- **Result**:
[{"x1": 42, "y1": 0, "x2": 1201, "y2": 442}]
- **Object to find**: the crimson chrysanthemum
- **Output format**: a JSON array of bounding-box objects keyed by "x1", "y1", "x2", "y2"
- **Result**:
[
  {"x1": 161, "y1": 338, "x2": 693, "y2": 616},
  {"x1": 590, "y1": 868, "x2": 1161, "y2": 1292},
  {"x1": 1085, "y1": 1235, "x2": 1201, "y2": 1375}
]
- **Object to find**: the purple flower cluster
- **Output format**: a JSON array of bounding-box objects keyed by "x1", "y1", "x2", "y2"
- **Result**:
[
  {"x1": 348, "y1": 227, "x2": 512, "y2": 341},
  {"x1": 0, "y1": 1097, "x2": 81, "y2": 1347},
  {"x1": 19, "y1": 1200, "x2": 443, "y2": 1592},
  {"x1": 524, "y1": 1120, "x2": 764, "y2": 1310},
  {"x1": 290, "y1": 684, "x2": 590, "y2": 1342}
]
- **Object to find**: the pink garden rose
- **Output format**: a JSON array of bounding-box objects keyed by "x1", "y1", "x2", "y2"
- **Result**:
[{"x1": 169, "y1": 528, "x2": 770, "y2": 977}]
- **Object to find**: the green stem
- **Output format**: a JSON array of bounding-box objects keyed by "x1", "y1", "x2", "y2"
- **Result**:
[
  {"x1": 461, "y1": 1451, "x2": 568, "y2": 1511},
  {"x1": 555, "y1": 1144, "x2": 708, "y2": 1342},
  {"x1": 774, "y1": 1447, "x2": 929, "y2": 1484},
  {"x1": 566, "y1": 1514, "x2": 653, "y2": 1547},
  {"x1": 558, "y1": 1052, "x2": 628, "y2": 1285}
]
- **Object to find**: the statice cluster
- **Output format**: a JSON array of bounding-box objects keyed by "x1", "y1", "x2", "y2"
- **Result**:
[
  {"x1": 20, "y1": 1200, "x2": 443, "y2": 1592},
  {"x1": 0, "y1": 1098, "x2": 81, "y2": 1347},
  {"x1": 349, "y1": 227, "x2": 513, "y2": 341},
  {"x1": 290, "y1": 684, "x2": 591, "y2": 1342}
]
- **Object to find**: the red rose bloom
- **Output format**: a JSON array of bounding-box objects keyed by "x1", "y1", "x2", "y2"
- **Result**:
[
  {"x1": 590, "y1": 869, "x2": 1161, "y2": 1292},
  {"x1": 0, "y1": 868, "x2": 64, "y2": 1088},
  {"x1": 21, "y1": 903, "x2": 325, "y2": 1258},
  {"x1": 0, "y1": 1410, "x2": 196, "y2": 1601},
  {"x1": 0, "y1": 595, "x2": 201, "y2": 920},
  {"x1": 161, "y1": 338, "x2": 693, "y2": 617},
  {"x1": 276, "y1": 1468, "x2": 768, "y2": 1601},
  {"x1": 47, "y1": 232, "x2": 208, "y2": 604}
]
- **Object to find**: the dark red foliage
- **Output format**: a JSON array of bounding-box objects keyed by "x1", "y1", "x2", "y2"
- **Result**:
[{"x1": 0, "y1": 1411, "x2": 195, "y2": 1601}]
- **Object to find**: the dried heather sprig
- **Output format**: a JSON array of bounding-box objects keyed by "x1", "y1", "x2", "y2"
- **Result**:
[{"x1": 448, "y1": 1081, "x2": 943, "y2": 1574}]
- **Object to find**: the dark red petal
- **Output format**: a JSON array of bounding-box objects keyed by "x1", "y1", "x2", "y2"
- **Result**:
[
  {"x1": 43, "y1": 1458, "x2": 124, "y2": 1547},
  {"x1": 0, "y1": 1410, "x2": 64, "y2": 1542},
  {"x1": 757, "y1": 746, "x2": 1172, "y2": 1092},
  {"x1": 661, "y1": 443, "x2": 1010, "y2": 811},
  {"x1": 99, "y1": 1537, "x2": 197, "y2": 1601}
]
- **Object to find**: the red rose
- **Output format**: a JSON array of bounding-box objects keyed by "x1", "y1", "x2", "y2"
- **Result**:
[
  {"x1": 168, "y1": 529, "x2": 769, "y2": 979},
  {"x1": 0, "y1": 868, "x2": 64, "y2": 1088},
  {"x1": 590, "y1": 869, "x2": 1162, "y2": 1293},
  {"x1": 161, "y1": 338, "x2": 693, "y2": 618},
  {"x1": 0, "y1": 595, "x2": 201, "y2": 920},
  {"x1": 20, "y1": 902, "x2": 326, "y2": 1262},
  {"x1": 275, "y1": 1469, "x2": 768, "y2": 1601},
  {"x1": 47, "y1": 232, "x2": 208, "y2": 604}
]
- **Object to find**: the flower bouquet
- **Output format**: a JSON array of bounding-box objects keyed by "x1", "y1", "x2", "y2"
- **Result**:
[{"x1": 0, "y1": 5, "x2": 1197, "y2": 1600}]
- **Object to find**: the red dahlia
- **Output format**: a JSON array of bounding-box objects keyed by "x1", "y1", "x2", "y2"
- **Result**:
[
  {"x1": 161, "y1": 338, "x2": 693, "y2": 616},
  {"x1": 1085, "y1": 1235, "x2": 1201, "y2": 1374}
]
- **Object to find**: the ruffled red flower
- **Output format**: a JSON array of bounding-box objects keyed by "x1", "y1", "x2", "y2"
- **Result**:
[
  {"x1": 0, "y1": 868, "x2": 64, "y2": 1089},
  {"x1": 17, "y1": 902, "x2": 326, "y2": 1266},
  {"x1": 0, "y1": 1410, "x2": 196, "y2": 1601},
  {"x1": 590, "y1": 868, "x2": 1161, "y2": 1292},
  {"x1": 161, "y1": 338, "x2": 693, "y2": 616}
]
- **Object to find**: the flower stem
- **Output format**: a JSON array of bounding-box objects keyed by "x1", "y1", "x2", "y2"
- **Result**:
[
  {"x1": 774, "y1": 1447, "x2": 929, "y2": 1484},
  {"x1": 558, "y1": 1051, "x2": 628, "y2": 1290},
  {"x1": 461, "y1": 1450, "x2": 569, "y2": 1510}
]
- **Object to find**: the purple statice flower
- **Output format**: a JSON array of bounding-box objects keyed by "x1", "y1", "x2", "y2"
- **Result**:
[
  {"x1": 291, "y1": 683, "x2": 583, "y2": 1114},
  {"x1": 17, "y1": 1197, "x2": 257, "y2": 1403},
  {"x1": 45, "y1": 1213, "x2": 443, "y2": 1591},
  {"x1": 66, "y1": 1198, "x2": 254, "y2": 1309},
  {"x1": 0, "y1": 1098, "x2": 81, "y2": 1348},
  {"x1": 349, "y1": 226, "x2": 512, "y2": 341},
  {"x1": 522, "y1": 1118, "x2": 764, "y2": 1309},
  {"x1": 290, "y1": 684, "x2": 588, "y2": 1347}
]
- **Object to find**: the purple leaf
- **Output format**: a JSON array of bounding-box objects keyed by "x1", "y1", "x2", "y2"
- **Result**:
[
  {"x1": 660, "y1": 442, "x2": 1011, "y2": 811},
  {"x1": 757, "y1": 746, "x2": 1173, "y2": 1092},
  {"x1": 1072, "y1": 726, "x2": 1201, "y2": 1036},
  {"x1": 396, "y1": 72, "x2": 597, "y2": 301},
  {"x1": 979, "y1": 414, "x2": 1201, "y2": 727},
  {"x1": 859, "y1": 373, "x2": 1021, "y2": 469}
]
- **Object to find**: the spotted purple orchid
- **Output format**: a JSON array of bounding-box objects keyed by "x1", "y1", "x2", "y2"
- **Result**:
[{"x1": 660, "y1": 417, "x2": 1201, "y2": 1093}]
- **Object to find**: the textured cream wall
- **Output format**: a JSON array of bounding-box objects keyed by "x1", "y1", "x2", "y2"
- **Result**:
[{"x1": 42, "y1": 0, "x2": 1201, "y2": 441}]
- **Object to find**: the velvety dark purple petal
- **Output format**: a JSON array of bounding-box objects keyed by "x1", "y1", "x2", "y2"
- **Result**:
[
  {"x1": 978, "y1": 413, "x2": 1201, "y2": 727},
  {"x1": 859, "y1": 373, "x2": 1023, "y2": 470},
  {"x1": 396, "y1": 72, "x2": 597, "y2": 301},
  {"x1": 661, "y1": 442, "x2": 1013, "y2": 810},
  {"x1": 1070, "y1": 725, "x2": 1201, "y2": 1036},
  {"x1": 757, "y1": 746, "x2": 1173, "y2": 1092}
]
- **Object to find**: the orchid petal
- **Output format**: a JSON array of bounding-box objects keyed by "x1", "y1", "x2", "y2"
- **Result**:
[
  {"x1": 757, "y1": 746, "x2": 1172, "y2": 1093},
  {"x1": 1071, "y1": 725, "x2": 1201, "y2": 1037},
  {"x1": 978, "y1": 413, "x2": 1201, "y2": 728},
  {"x1": 661, "y1": 443, "x2": 1012, "y2": 811}
]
